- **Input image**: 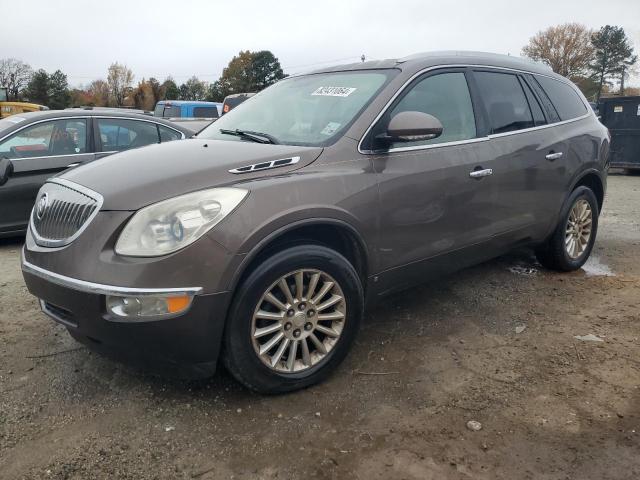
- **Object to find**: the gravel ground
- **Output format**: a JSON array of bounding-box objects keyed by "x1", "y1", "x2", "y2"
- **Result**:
[{"x1": 1, "y1": 173, "x2": 639, "y2": 480}]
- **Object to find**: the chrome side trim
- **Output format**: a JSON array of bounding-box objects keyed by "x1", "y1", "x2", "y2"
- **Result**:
[
  {"x1": 357, "y1": 63, "x2": 593, "y2": 155},
  {"x1": 229, "y1": 156, "x2": 301, "y2": 174},
  {"x1": 29, "y1": 178, "x2": 104, "y2": 248},
  {"x1": 22, "y1": 254, "x2": 202, "y2": 297}
]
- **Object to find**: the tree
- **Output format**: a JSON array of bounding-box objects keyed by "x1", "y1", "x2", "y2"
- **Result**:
[
  {"x1": 179, "y1": 76, "x2": 208, "y2": 100},
  {"x1": 131, "y1": 79, "x2": 156, "y2": 111},
  {"x1": 87, "y1": 79, "x2": 110, "y2": 106},
  {"x1": 0, "y1": 58, "x2": 33, "y2": 100},
  {"x1": 590, "y1": 25, "x2": 637, "y2": 100},
  {"x1": 161, "y1": 77, "x2": 180, "y2": 100},
  {"x1": 214, "y1": 50, "x2": 285, "y2": 98},
  {"x1": 522, "y1": 24, "x2": 594, "y2": 80},
  {"x1": 25, "y1": 69, "x2": 49, "y2": 105},
  {"x1": 48, "y1": 70, "x2": 71, "y2": 109},
  {"x1": 148, "y1": 77, "x2": 163, "y2": 104},
  {"x1": 107, "y1": 62, "x2": 134, "y2": 106}
]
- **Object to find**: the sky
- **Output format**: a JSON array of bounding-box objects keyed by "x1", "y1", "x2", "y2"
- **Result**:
[{"x1": 1, "y1": 0, "x2": 639, "y2": 88}]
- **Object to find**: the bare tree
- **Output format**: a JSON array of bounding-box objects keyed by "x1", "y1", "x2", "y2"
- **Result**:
[
  {"x1": 87, "y1": 79, "x2": 110, "y2": 106},
  {"x1": 522, "y1": 23, "x2": 594, "y2": 80},
  {"x1": 107, "y1": 62, "x2": 134, "y2": 106},
  {"x1": 0, "y1": 58, "x2": 33, "y2": 100}
]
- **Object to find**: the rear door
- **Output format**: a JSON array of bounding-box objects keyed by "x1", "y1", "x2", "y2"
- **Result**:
[
  {"x1": 470, "y1": 69, "x2": 563, "y2": 243},
  {"x1": 0, "y1": 117, "x2": 94, "y2": 234}
]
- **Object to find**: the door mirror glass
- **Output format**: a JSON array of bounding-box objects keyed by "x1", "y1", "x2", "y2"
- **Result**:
[
  {"x1": 0, "y1": 158, "x2": 14, "y2": 186},
  {"x1": 379, "y1": 111, "x2": 443, "y2": 143}
]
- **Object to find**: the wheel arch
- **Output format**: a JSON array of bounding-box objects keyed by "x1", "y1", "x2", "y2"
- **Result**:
[
  {"x1": 228, "y1": 218, "x2": 370, "y2": 296},
  {"x1": 570, "y1": 169, "x2": 605, "y2": 212}
]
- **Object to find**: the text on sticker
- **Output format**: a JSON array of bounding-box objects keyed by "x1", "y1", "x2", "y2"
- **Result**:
[{"x1": 312, "y1": 87, "x2": 357, "y2": 97}]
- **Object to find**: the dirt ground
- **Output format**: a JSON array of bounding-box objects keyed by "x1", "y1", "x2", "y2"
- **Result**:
[{"x1": 1, "y1": 173, "x2": 639, "y2": 480}]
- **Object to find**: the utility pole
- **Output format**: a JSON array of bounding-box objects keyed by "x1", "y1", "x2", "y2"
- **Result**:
[{"x1": 620, "y1": 64, "x2": 625, "y2": 96}]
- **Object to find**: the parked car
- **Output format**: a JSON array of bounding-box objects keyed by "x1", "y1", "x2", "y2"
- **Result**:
[
  {"x1": 0, "y1": 110, "x2": 193, "y2": 237},
  {"x1": 21, "y1": 51, "x2": 608, "y2": 393},
  {"x1": 598, "y1": 95, "x2": 640, "y2": 173},
  {"x1": 221, "y1": 93, "x2": 255, "y2": 114},
  {"x1": 154, "y1": 100, "x2": 222, "y2": 119}
]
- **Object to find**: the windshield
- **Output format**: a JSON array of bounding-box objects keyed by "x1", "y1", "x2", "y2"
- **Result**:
[{"x1": 198, "y1": 70, "x2": 395, "y2": 146}]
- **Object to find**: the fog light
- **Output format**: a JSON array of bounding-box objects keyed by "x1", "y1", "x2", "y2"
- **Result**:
[{"x1": 107, "y1": 294, "x2": 192, "y2": 319}]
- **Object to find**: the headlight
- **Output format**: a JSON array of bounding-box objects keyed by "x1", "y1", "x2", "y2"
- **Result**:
[{"x1": 115, "y1": 187, "x2": 248, "y2": 256}]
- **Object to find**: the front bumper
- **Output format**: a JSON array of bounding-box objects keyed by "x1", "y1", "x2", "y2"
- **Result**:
[{"x1": 22, "y1": 253, "x2": 231, "y2": 378}]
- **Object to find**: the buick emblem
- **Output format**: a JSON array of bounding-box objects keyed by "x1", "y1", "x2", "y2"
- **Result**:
[{"x1": 36, "y1": 193, "x2": 49, "y2": 220}]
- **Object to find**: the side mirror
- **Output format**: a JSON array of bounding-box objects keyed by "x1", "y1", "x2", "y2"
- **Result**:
[
  {"x1": 377, "y1": 111, "x2": 443, "y2": 144},
  {"x1": 0, "y1": 158, "x2": 13, "y2": 187}
]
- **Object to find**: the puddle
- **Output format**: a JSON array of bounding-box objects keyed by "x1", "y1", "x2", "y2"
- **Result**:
[
  {"x1": 581, "y1": 256, "x2": 615, "y2": 277},
  {"x1": 508, "y1": 266, "x2": 538, "y2": 276}
]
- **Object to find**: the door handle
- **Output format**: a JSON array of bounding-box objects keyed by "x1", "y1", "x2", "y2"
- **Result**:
[
  {"x1": 469, "y1": 168, "x2": 493, "y2": 179},
  {"x1": 545, "y1": 152, "x2": 563, "y2": 161},
  {"x1": 66, "y1": 162, "x2": 81, "y2": 168}
]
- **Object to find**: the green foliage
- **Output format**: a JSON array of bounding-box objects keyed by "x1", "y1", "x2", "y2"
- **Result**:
[
  {"x1": 26, "y1": 69, "x2": 49, "y2": 105},
  {"x1": 161, "y1": 77, "x2": 180, "y2": 100},
  {"x1": 590, "y1": 25, "x2": 637, "y2": 99},
  {"x1": 212, "y1": 50, "x2": 285, "y2": 100},
  {"x1": 24, "y1": 68, "x2": 71, "y2": 108},
  {"x1": 48, "y1": 70, "x2": 71, "y2": 109},
  {"x1": 179, "y1": 76, "x2": 208, "y2": 101}
]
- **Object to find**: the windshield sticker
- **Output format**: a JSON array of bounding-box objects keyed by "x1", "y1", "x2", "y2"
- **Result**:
[
  {"x1": 312, "y1": 86, "x2": 357, "y2": 97},
  {"x1": 320, "y1": 122, "x2": 341, "y2": 136}
]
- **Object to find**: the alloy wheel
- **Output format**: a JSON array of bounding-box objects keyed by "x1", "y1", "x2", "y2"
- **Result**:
[
  {"x1": 251, "y1": 269, "x2": 346, "y2": 373},
  {"x1": 565, "y1": 199, "x2": 593, "y2": 259}
]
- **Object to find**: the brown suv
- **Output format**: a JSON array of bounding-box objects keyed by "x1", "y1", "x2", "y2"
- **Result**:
[{"x1": 21, "y1": 51, "x2": 609, "y2": 393}]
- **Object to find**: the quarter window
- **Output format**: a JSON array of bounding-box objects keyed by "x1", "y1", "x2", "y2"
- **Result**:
[
  {"x1": 158, "y1": 125, "x2": 182, "y2": 142},
  {"x1": 384, "y1": 72, "x2": 477, "y2": 148},
  {"x1": 534, "y1": 75, "x2": 587, "y2": 121},
  {"x1": 0, "y1": 118, "x2": 87, "y2": 159},
  {"x1": 474, "y1": 71, "x2": 534, "y2": 134},
  {"x1": 97, "y1": 119, "x2": 160, "y2": 152},
  {"x1": 193, "y1": 106, "x2": 218, "y2": 118}
]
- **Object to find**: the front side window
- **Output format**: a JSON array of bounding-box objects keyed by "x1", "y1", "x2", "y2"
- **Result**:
[
  {"x1": 474, "y1": 71, "x2": 534, "y2": 134},
  {"x1": 0, "y1": 118, "x2": 87, "y2": 159},
  {"x1": 534, "y1": 75, "x2": 587, "y2": 121},
  {"x1": 198, "y1": 70, "x2": 396, "y2": 147},
  {"x1": 382, "y1": 72, "x2": 477, "y2": 149},
  {"x1": 97, "y1": 119, "x2": 159, "y2": 152}
]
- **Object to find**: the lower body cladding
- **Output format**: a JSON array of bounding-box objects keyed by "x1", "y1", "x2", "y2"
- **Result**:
[{"x1": 21, "y1": 255, "x2": 231, "y2": 379}]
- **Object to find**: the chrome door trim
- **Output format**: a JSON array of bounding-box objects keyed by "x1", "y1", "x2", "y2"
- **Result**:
[
  {"x1": 357, "y1": 63, "x2": 592, "y2": 155},
  {"x1": 22, "y1": 252, "x2": 202, "y2": 297}
]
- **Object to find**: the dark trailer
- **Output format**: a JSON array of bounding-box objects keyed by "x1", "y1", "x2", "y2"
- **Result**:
[{"x1": 598, "y1": 95, "x2": 640, "y2": 172}]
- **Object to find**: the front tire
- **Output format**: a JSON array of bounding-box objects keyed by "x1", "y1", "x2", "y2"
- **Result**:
[
  {"x1": 222, "y1": 245, "x2": 364, "y2": 393},
  {"x1": 536, "y1": 186, "x2": 599, "y2": 271}
]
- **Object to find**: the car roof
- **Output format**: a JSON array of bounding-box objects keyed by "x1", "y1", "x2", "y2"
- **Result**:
[
  {"x1": 156, "y1": 100, "x2": 221, "y2": 105},
  {"x1": 309, "y1": 50, "x2": 559, "y2": 79},
  {"x1": 0, "y1": 109, "x2": 195, "y2": 135}
]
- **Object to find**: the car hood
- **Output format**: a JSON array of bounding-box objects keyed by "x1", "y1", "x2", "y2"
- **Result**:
[{"x1": 61, "y1": 139, "x2": 323, "y2": 210}]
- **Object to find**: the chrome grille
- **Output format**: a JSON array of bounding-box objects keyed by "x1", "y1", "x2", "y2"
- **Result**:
[{"x1": 30, "y1": 179, "x2": 103, "y2": 247}]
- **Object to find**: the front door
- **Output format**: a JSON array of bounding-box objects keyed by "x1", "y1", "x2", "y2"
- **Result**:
[
  {"x1": 366, "y1": 69, "x2": 501, "y2": 289},
  {"x1": 0, "y1": 117, "x2": 94, "y2": 234}
]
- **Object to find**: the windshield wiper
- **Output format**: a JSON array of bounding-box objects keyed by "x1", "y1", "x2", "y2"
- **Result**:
[{"x1": 219, "y1": 128, "x2": 279, "y2": 145}]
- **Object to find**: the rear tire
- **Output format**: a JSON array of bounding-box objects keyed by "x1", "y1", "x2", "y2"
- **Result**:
[
  {"x1": 535, "y1": 186, "x2": 599, "y2": 272},
  {"x1": 222, "y1": 244, "x2": 363, "y2": 393}
]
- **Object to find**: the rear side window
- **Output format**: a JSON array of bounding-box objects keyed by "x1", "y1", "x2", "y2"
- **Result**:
[
  {"x1": 474, "y1": 71, "x2": 534, "y2": 134},
  {"x1": 97, "y1": 119, "x2": 160, "y2": 152},
  {"x1": 384, "y1": 71, "x2": 477, "y2": 148},
  {"x1": 534, "y1": 75, "x2": 587, "y2": 121},
  {"x1": 193, "y1": 106, "x2": 218, "y2": 118},
  {"x1": 160, "y1": 105, "x2": 181, "y2": 118}
]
